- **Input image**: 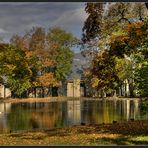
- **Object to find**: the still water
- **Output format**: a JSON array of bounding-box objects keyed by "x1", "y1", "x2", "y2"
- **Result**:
[{"x1": 0, "y1": 99, "x2": 147, "y2": 133}]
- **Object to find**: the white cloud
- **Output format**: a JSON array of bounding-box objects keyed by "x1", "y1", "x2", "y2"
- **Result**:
[
  {"x1": 50, "y1": 7, "x2": 87, "y2": 29},
  {"x1": 0, "y1": 3, "x2": 86, "y2": 42},
  {"x1": 0, "y1": 28, "x2": 8, "y2": 34}
]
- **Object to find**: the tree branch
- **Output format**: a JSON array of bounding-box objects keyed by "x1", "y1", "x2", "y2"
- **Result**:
[{"x1": 145, "y1": 3, "x2": 148, "y2": 10}]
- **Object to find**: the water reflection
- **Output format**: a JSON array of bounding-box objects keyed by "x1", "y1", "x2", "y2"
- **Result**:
[
  {"x1": 67, "y1": 100, "x2": 81, "y2": 125},
  {"x1": 80, "y1": 99, "x2": 139, "y2": 124},
  {"x1": 0, "y1": 99, "x2": 147, "y2": 133}
]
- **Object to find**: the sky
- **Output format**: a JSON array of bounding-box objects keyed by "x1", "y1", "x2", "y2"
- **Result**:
[{"x1": 0, "y1": 2, "x2": 87, "y2": 52}]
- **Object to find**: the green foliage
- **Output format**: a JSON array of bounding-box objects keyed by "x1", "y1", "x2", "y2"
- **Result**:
[
  {"x1": 91, "y1": 50, "x2": 119, "y2": 91},
  {"x1": 82, "y1": 2, "x2": 148, "y2": 97},
  {"x1": 4, "y1": 26, "x2": 77, "y2": 97},
  {"x1": 54, "y1": 47, "x2": 74, "y2": 80},
  {"x1": 82, "y1": 3, "x2": 104, "y2": 43},
  {"x1": 47, "y1": 27, "x2": 77, "y2": 81},
  {"x1": 47, "y1": 27, "x2": 78, "y2": 47},
  {"x1": 140, "y1": 99, "x2": 148, "y2": 115},
  {"x1": 0, "y1": 44, "x2": 32, "y2": 97},
  {"x1": 134, "y1": 36, "x2": 148, "y2": 97}
]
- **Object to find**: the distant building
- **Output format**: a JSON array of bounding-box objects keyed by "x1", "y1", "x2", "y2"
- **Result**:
[
  {"x1": 67, "y1": 79, "x2": 86, "y2": 97},
  {"x1": 66, "y1": 52, "x2": 87, "y2": 97},
  {"x1": 0, "y1": 84, "x2": 11, "y2": 98},
  {"x1": 0, "y1": 52, "x2": 87, "y2": 98}
]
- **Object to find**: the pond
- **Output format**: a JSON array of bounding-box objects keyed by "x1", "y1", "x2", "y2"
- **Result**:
[{"x1": 0, "y1": 99, "x2": 148, "y2": 133}]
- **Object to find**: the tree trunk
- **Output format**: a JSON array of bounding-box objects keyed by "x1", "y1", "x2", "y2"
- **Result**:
[
  {"x1": 42, "y1": 87, "x2": 44, "y2": 98},
  {"x1": 4, "y1": 85, "x2": 6, "y2": 99},
  {"x1": 124, "y1": 79, "x2": 129, "y2": 97},
  {"x1": 145, "y1": 3, "x2": 148, "y2": 10},
  {"x1": 52, "y1": 87, "x2": 58, "y2": 97},
  {"x1": 21, "y1": 90, "x2": 28, "y2": 98},
  {"x1": 129, "y1": 79, "x2": 135, "y2": 97},
  {"x1": 113, "y1": 90, "x2": 117, "y2": 97},
  {"x1": 49, "y1": 87, "x2": 52, "y2": 96},
  {"x1": 100, "y1": 89, "x2": 106, "y2": 98},
  {"x1": 34, "y1": 87, "x2": 36, "y2": 98},
  {"x1": 118, "y1": 87, "x2": 122, "y2": 96}
]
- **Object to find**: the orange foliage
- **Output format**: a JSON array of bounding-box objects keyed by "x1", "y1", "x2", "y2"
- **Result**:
[
  {"x1": 126, "y1": 22, "x2": 146, "y2": 38},
  {"x1": 42, "y1": 58, "x2": 54, "y2": 67},
  {"x1": 110, "y1": 21, "x2": 147, "y2": 57},
  {"x1": 25, "y1": 51, "x2": 33, "y2": 59},
  {"x1": 52, "y1": 43, "x2": 59, "y2": 49},
  {"x1": 14, "y1": 37, "x2": 29, "y2": 50},
  {"x1": 127, "y1": 22, "x2": 144, "y2": 31},
  {"x1": 38, "y1": 72, "x2": 57, "y2": 87},
  {"x1": 110, "y1": 35, "x2": 129, "y2": 50}
]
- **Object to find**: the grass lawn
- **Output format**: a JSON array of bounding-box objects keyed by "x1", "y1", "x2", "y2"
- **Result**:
[{"x1": 0, "y1": 120, "x2": 148, "y2": 146}]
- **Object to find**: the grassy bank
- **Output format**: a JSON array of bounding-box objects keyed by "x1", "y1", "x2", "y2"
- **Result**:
[
  {"x1": 0, "y1": 120, "x2": 148, "y2": 146},
  {"x1": 1, "y1": 96, "x2": 142, "y2": 104},
  {"x1": 1, "y1": 97, "x2": 81, "y2": 104}
]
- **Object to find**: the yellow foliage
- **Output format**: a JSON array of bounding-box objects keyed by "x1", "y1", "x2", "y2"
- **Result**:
[
  {"x1": 42, "y1": 58, "x2": 54, "y2": 67},
  {"x1": 25, "y1": 51, "x2": 33, "y2": 59},
  {"x1": 5, "y1": 64, "x2": 16, "y2": 70},
  {"x1": 91, "y1": 77, "x2": 99, "y2": 88},
  {"x1": 38, "y1": 72, "x2": 57, "y2": 87}
]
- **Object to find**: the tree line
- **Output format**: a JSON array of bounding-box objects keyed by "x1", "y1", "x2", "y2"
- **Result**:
[
  {"x1": 82, "y1": 2, "x2": 148, "y2": 98},
  {"x1": 0, "y1": 27, "x2": 78, "y2": 98}
]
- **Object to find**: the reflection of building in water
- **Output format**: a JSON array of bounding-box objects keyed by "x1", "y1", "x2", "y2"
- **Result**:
[
  {"x1": 115, "y1": 99, "x2": 141, "y2": 121},
  {"x1": 0, "y1": 103, "x2": 11, "y2": 113},
  {"x1": 133, "y1": 99, "x2": 140, "y2": 119},
  {"x1": 67, "y1": 100, "x2": 81, "y2": 125},
  {"x1": 126, "y1": 99, "x2": 130, "y2": 120},
  {"x1": 81, "y1": 100, "x2": 104, "y2": 124},
  {"x1": 0, "y1": 99, "x2": 144, "y2": 133},
  {"x1": 80, "y1": 99, "x2": 142, "y2": 125},
  {"x1": 0, "y1": 103, "x2": 11, "y2": 132},
  {"x1": 129, "y1": 100, "x2": 137, "y2": 119}
]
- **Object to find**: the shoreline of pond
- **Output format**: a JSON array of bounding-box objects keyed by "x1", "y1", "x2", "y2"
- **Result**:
[
  {"x1": 0, "y1": 96, "x2": 144, "y2": 104},
  {"x1": 0, "y1": 120, "x2": 148, "y2": 145}
]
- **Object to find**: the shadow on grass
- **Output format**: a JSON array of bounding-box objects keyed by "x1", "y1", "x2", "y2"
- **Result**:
[
  {"x1": 75, "y1": 121, "x2": 148, "y2": 136},
  {"x1": 9, "y1": 128, "x2": 71, "y2": 139},
  {"x1": 89, "y1": 136, "x2": 148, "y2": 145},
  {"x1": 130, "y1": 140, "x2": 148, "y2": 145},
  {"x1": 89, "y1": 137, "x2": 129, "y2": 145},
  {"x1": 7, "y1": 121, "x2": 148, "y2": 145},
  {"x1": 103, "y1": 123, "x2": 148, "y2": 136}
]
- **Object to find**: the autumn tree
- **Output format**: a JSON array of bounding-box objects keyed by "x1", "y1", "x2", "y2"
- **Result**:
[
  {"x1": 82, "y1": 2, "x2": 148, "y2": 97},
  {"x1": 0, "y1": 44, "x2": 32, "y2": 98},
  {"x1": 82, "y1": 2, "x2": 105, "y2": 43},
  {"x1": 108, "y1": 19, "x2": 148, "y2": 97},
  {"x1": 47, "y1": 27, "x2": 78, "y2": 96},
  {"x1": 11, "y1": 27, "x2": 57, "y2": 97},
  {"x1": 133, "y1": 20, "x2": 148, "y2": 97},
  {"x1": 10, "y1": 26, "x2": 77, "y2": 97}
]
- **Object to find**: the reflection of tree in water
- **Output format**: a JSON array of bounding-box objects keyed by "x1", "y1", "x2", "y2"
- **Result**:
[
  {"x1": 29, "y1": 117, "x2": 39, "y2": 129},
  {"x1": 81, "y1": 99, "x2": 143, "y2": 124},
  {"x1": 3, "y1": 99, "x2": 147, "y2": 132},
  {"x1": 7, "y1": 103, "x2": 32, "y2": 131},
  {"x1": 6, "y1": 102, "x2": 68, "y2": 131},
  {"x1": 29, "y1": 102, "x2": 68, "y2": 129},
  {"x1": 140, "y1": 99, "x2": 148, "y2": 119}
]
